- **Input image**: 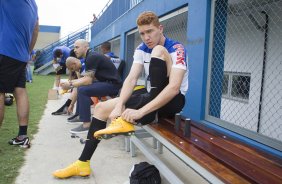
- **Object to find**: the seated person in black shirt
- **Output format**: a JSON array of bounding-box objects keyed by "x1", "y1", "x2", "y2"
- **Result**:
[{"x1": 60, "y1": 39, "x2": 122, "y2": 134}]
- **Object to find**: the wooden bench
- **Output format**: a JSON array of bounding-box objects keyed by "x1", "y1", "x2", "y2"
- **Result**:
[{"x1": 128, "y1": 115, "x2": 282, "y2": 184}]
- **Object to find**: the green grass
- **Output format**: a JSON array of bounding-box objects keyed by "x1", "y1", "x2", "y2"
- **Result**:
[{"x1": 0, "y1": 75, "x2": 54, "y2": 184}]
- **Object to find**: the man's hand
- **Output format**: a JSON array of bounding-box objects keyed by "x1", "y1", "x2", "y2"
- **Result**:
[
  {"x1": 68, "y1": 104, "x2": 74, "y2": 114},
  {"x1": 121, "y1": 108, "x2": 145, "y2": 123},
  {"x1": 109, "y1": 104, "x2": 125, "y2": 121},
  {"x1": 60, "y1": 82, "x2": 71, "y2": 90}
]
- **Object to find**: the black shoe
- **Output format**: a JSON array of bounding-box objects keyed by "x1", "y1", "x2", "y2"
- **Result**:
[
  {"x1": 51, "y1": 106, "x2": 68, "y2": 115},
  {"x1": 67, "y1": 114, "x2": 81, "y2": 124},
  {"x1": 8, "y1": 136, "x2": 30, "y2": 148},
  {"x1": 67, "y1": 114, "x2": 79, "y2": 121}
]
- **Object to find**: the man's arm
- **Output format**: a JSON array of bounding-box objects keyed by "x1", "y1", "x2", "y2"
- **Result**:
[
  {"x1": 138, "y1": 67, "x2": 185, "y2": 116},
  {"x1": 29, "y1": 20, "x2": 39, "y2": 53},
  {"x1": 108, "y1": 63, "x2": 143, "y2": 120},
  {"x1": 60, "y1": 75, "x2": 92, "y2": 90},
  {"x1": 71, "y1": 75, "x2": 92, "y2": 86}
]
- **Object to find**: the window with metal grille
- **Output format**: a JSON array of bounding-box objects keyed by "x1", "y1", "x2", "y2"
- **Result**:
[{"x1": 222, "y1": 72, "x2": 251, "y2": 102}]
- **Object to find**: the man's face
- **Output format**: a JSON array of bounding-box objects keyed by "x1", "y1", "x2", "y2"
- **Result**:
[
  {"x1": 138, "y1": 23, "x2": 163, "y2": 49},
  {"x1": 67, "y1": 59, "x2": 80, "y2": 72},
  {"x1": 69, "y1": 63, "x2": 76, "y2": 72},
  {"x1": 74, "y1": 41, "x2": 87, "y2": 59}
]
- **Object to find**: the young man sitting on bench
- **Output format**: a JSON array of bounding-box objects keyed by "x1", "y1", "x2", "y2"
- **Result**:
[{"x1": 53, "y1": 11, "x2": 188, "y2": 179}]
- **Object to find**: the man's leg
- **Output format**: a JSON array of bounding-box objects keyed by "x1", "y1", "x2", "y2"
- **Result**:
[
  {"x1": 51, "y1": 89, "x2": 75, "y2": 115},
  {"x1": 149, "y1": 45, "x2": 172, "y2": 98},
  {"x1": 0, "y1": 93, "x2": 4, "y2": 127},
  {"x1": 55, "y1": 74, "x2": 60, "y2": 88},
  {"x1": 51, "y1": 98, "x2": 71, "y2": 115},
  {"x1": 78, "y1": 98, "x2": 119, "y2": 160},
  {"x1": 7, "y1": 87, "x2": 31, "y2": 148},
  {"x1": 68, "y1": 88, "x2": 77, "y2": 113},
  {"x1": 93, "y1": 89, "x2": 150, "y2": 138},
  {"x1": 149, "y1": 45, "x2": 185, "y2": 119},
  {"x1": 67, "y1": 88, "x2": 81, "y2": 122},
  {"x1": 70, "y1": 82, "x2": 120, "y2": 134},
  {"x1": 53, "y1": 98, "x2": 119, "y2": 179},
  {"x1": 69, "y1": 86, "x2": 92, "y2": 133},
  {"x1": 1, "y1": 55, "x2": 30, "y2": 147},
  {"x1": 14, "y1": 87, "x2": 29, "y2": 131}
]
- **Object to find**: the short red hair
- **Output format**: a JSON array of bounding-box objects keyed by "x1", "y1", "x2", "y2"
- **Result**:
[{"x1": 136, "y1": 11, "x2": 160, "y2": 27}]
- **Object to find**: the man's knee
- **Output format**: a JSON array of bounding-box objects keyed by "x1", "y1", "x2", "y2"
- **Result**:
[
  {"x1": 94, "y1": 101, "x2": 107, "y2": 116},
  {"x1": 151, "y1": 45, "x2": 168, "y2": 60},
  {"x1": 14, "y1": 87, "x2": 27, "y2": 97},
  {"x1": 77, "y1": 86, "x2": 87, "y2": 95}
]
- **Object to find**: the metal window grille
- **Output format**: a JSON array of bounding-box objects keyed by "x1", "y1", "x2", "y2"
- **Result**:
[
  {"x1": 207, "y1": 0, "x2": 282, "y2": 150},
  {"x1": 222, "y1": 72, "x2": 251, "y2": 102}
]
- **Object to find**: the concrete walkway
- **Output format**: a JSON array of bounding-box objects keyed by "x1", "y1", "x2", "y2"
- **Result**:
[{"x1": 15, "y1": 92, "x2": 208, "y2": 184}]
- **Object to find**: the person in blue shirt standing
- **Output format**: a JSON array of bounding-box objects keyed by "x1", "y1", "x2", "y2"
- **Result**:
[
  {"x1": 0, "y1": 0, "x2": 39, "y2": 148},
  {"x1": 52, "y1": 46, "x2": 71, "y2": 89}
]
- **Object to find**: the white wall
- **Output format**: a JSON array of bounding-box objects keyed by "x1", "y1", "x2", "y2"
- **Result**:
[{"x1": 34, "y1": 32, "x2": 60, "y2": 50}]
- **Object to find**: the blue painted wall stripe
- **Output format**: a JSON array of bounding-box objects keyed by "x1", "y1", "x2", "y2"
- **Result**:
[
  {"x1": 182, "y1": 0, "x2": 211, "y2": 121},
  {"x1": 209, "y1": 0, "x2": 228, "y2": 118}
]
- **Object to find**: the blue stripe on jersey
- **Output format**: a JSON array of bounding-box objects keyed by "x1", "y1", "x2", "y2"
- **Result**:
[
  {"x1": 136, "y1": 37, "x2": 183, "y2": 53},
  {"x1": 136, "y1": 37, "x2": 187, "y2": 64}
]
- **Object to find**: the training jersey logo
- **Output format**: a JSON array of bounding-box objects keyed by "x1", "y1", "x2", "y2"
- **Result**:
[{"x1": 173, "y1": 44, "x2": 185, "y2": 66}]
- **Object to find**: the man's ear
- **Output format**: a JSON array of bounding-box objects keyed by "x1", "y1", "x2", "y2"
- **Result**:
[{"x1": 159, "y1": 25, "x2": 164, "y2": 34}]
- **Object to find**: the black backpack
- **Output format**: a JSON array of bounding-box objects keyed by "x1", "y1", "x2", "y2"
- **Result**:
[{"x1": 129, "y1": 162, "x2": 161, "y2": 184}]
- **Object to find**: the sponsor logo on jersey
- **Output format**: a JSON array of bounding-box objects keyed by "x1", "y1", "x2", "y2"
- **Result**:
[{"x1": 173, "y1": 44, "x2": 185, "y2": 66}]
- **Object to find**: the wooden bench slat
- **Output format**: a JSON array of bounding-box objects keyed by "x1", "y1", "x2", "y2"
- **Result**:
[
  {"x1": 150, "y1": 119, "x2": 282, "y2": 184},
  {"x1": 190, "y1": 132, "x2": 282, "y2": 184},
  {"x1": 163, "y1": 118, "x2": 282, "y2": 167},
  {"x1": 190, "y1": 120, "x2": 282, "y2": 166},
  {"x1": 191, "y1": 126, "x2": 282, "y2": 179},
  {"x1": 149, "y1": 123, "x2": 250, "y2": 184}
]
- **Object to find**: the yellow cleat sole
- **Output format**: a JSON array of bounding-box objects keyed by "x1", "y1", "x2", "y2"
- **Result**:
[{"x1": 96, "y1": 131, "x2": 135, "y2": 140}]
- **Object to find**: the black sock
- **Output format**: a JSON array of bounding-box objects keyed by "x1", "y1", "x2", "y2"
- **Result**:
[
  {"x1": 65, "y1": 99, "x2": 72, "y2": 107},
  {"x1": 53, "y1": 99, "x2": 71, "y2": 113},
  {"x1": 18, "y1": 126, "x2": 28, "y2": 136},
  {"x1": 79, "y1": 117, "x2": 106, "y2": 161},
  {"x1": 54, "y1": 106, "x2": 64, "y2": 113},
  {"x1": 149, "y1": 57, "x2": 168, "y2": 99}
]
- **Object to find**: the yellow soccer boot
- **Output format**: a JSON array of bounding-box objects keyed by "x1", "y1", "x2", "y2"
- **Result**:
[
  {"x1": 53, "y1": 160, "x2": 91, "y2": 179},
  {"x1": 94, "y1": 117, "x2": 135, "y2": 139}
]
